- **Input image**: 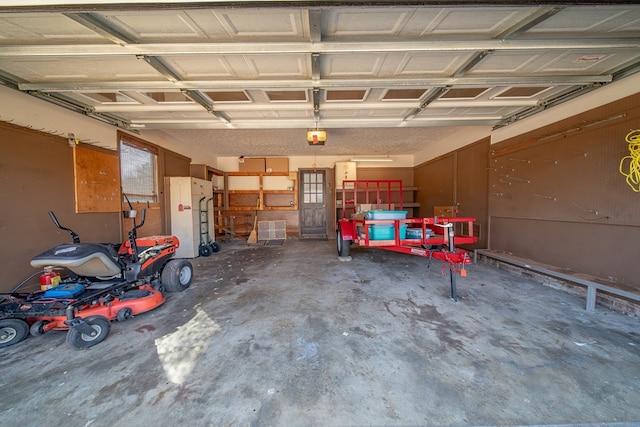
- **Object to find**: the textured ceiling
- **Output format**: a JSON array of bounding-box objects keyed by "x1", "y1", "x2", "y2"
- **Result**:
[
  {"x1": 152, "y1": 126, "x2": 465, "y2": 157},
  {"x1": 1, "y1": 1, "x2": 639, "y2": 156}
]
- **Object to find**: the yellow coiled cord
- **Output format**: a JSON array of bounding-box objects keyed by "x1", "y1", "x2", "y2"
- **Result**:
[{"x1": 619, "y1": 129, "x2": 640, "y2": 192}]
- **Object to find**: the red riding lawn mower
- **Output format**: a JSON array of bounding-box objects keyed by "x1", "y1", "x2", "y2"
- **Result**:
[{"x1": 0, "y1": 209, "x2": 192, "y2": 349}]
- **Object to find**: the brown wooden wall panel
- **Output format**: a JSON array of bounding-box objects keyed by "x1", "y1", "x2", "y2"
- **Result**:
[
  {"x1": 229, "y1": 192, "x2": 261, "y2": 209},
  {"x1": 489, "y1": 116, "x2": 638, "y2": 225},
  {"x1": 491, "y1": 216, "x2": 640, "y2": 287},
  {"x1": 356, "y1": 167, "x2": 414, "y2": 185},
  {"x1": 163, "y1": 151, "x2": 191, "y2": 177},
  {"x1": 456, "y1": 139, "x2": 490, "y2": 247},
  {"x1": 0, "y1": 123, "x2": 120, "y2": 290},
  {"x1": 264, "y1": 193, "x2": 294, "y2": 208},
  {"x1": 414, "y1": 154, "x2": 455, "y2": 217},
  {"x1": 488, "y1": 94, "x2": 640, "y2": 288},
  {"x1": 414, "y1": 139, "x2": 489, "y2": 248}
]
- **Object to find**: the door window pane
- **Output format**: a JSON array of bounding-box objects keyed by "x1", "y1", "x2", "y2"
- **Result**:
[{"x1": 303, "y1": 172, "x2": 324, "y2": 204}]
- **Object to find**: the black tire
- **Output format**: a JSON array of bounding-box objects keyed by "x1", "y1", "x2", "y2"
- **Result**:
[
  {"x1": 116, "y1": 307, "x2": 133, "y2": 321},
  {"x1": 0, "y1": 319, "x2": 29, "y2": 348},
  {"x1": 161, "y1": 259, "x2": 193, "y2": 292},
  {"x1": 199, "y1": 244, "x2": 212, "y2": 257},
  {"x1": 66, "y1": 316, "x2": 111, "y2": 349},
  {"x1": 210, "y1": 242, "x2": 221, "y2": 253},
  {"x1": 337, "y1": 228, "x2": 350, "y2": 257},
  {"x1": 29, "y1": 320, "x2": 50, "y2": 336}
]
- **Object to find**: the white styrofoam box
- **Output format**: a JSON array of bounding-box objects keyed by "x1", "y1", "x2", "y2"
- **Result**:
[{"x1": 258, "y1": 220, "x2": 286, "y2": 241}]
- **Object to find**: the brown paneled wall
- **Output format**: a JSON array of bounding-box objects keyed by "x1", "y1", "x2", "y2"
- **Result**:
[
  {"x1": 414, "y1": 155, "x2": 455, "y2": 215},
  {"x1": 356, "y1": 167, "x2": 414, "y2": 185},
  {"x1": 0, "y1": 123, "x2": 120, "y2": 290},
  {"x1": 414, "y1": 139, "x2": 490, "y2": 250},
  {"x1": 0, "y1": 125, "x2": 192, "y2": 291},
  {"x1": 488, "y1": 94, "x2": 640, "y2": 287}
]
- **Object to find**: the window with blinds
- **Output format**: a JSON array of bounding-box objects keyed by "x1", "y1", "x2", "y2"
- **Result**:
[{"x1": 119, "y1": 140, "x2": 158, "y2": 203}]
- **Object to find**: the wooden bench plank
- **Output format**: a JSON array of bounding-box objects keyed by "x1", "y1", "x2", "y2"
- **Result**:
[{"x1": 475, "y1": 249, "x2": 640, "y2": 312}]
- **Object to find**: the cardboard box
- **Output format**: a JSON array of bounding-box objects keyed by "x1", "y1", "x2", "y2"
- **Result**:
[
  {"x1": 358, "y1": 203, "x2": 394, "y2": 212},
  {"x1": 265, "y1": 157, "x2": 289, "y2": 173},
  {"x1": 239, "y1": 158, "x2": 265, "y2": 172},
  {"x1": 434, "y1": 205, "x2": 456, "y2": 217}
]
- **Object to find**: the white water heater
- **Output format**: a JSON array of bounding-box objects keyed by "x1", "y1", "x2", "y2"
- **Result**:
[{"x1": 164, "y1": 177, "x2": 214, "y2": 258}]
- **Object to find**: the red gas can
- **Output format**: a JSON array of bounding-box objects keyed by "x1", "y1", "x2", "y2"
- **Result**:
[{"x1": 40, "y1": 267, "x2": 61, "y2": 291}]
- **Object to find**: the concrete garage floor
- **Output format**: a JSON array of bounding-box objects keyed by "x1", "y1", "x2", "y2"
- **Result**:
[{"x1": 1, "y1": 238, "x2": 639, "y2": 427}]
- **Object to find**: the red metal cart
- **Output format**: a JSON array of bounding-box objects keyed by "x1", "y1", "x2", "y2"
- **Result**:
[{"x1": 336, "y1": 180, "x2": 478, "y2": 301}]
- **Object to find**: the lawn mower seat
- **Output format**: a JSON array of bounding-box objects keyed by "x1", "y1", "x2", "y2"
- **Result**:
[{"x1": 31, "y1": 243, "x2": 123, "y2": 277}]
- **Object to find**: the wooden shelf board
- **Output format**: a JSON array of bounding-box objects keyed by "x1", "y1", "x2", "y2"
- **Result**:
[{"x1": 227, "y1": 171, "x2": 290, "y2": 177}]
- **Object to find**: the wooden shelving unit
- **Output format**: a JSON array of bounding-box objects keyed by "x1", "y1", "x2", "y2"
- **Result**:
[{"x1": 225, "y1": 171, "x2": 298, "y2": 211}]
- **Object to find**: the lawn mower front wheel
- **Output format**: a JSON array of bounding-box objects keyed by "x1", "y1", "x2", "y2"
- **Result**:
[
  {"x1": 161, "y1": 259, "x2": 193, "y2": 292},
  {"x1": 29, "y1": 320, "x2": 51, "y2": 336},
  {"x1": 66, "y1": 316, "x2": 111, "y2": 349},
  {"x1": 0, "y1": 319, "x2": 29, "y2": 348}
]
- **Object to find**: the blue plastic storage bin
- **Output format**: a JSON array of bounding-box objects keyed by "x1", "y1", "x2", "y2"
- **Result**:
[
  {"x1": 366, "y1": 210, "x2": 408, "y2": 220},
  {"x1": 406, "y1": 228, "x2": 431, "y2": 239},
  {"x1": 368, "y1": 224, "x2": 408, "y2": 240}
]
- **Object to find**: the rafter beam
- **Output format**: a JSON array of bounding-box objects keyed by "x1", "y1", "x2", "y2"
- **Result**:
[
  {"x1": 18, "y1": 75, "x2": 613, "y2": 92},
  {"x1": 182, "y1": 89, "x2": 231, "y2": 125},
  {"x1": 403, "y1": 86, "x2": 449, "y2": 122},
  {"x1": 128, "y1": 116, "x2": 501, "y2": 130},
  {"x1": 138, "y1": 55, "x2": 181, "y2": 82},
  {"x1": 0, "y1": 68, "x2": 22, "y2": 90},
  {"x1": 311, "y1": 52, "x2": 320, "y2": 82},
  {"x1": 453, "y1": 50, "x2": 493, "y2": 78},
  {"x1": 91, "y1": 98, "x2": 539, "y2": 113},
  {"x1": 308, "y1": 9, "x2": 322, "y2": 44},
  {"x1": 495, "y1": 6, "x2": 565, "y2": 39},
  {"x1": 494, "y1": 83, "x2": 603, "y2": 127},
  {"x1": 1, "y1": 38, "x2": 638, "y2": 57},
  {"x1": 63, "y1": 12, "x2": 135, "y2": 45}
]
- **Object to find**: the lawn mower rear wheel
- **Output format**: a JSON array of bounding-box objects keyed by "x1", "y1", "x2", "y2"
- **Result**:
[{"x1": 0, "y1": 319, "x2": 29, "y2": 348}]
